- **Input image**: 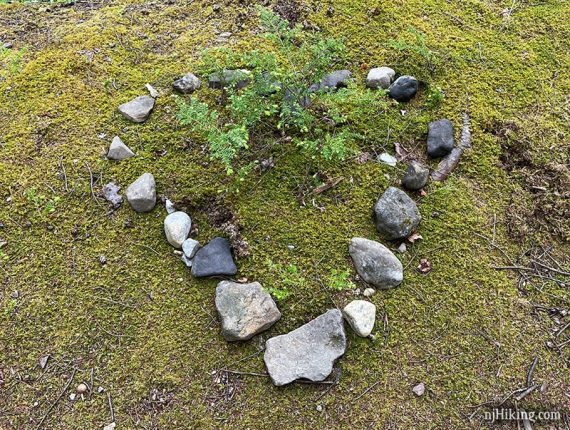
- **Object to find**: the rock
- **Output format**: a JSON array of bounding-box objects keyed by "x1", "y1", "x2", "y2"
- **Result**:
[
  {"x1": 102, "y1": 182, "x2": 123, "y2": 208},
  {"x1": 107, "y1": 136, "x2": 135, "y2": 160},
  {"x1": 319, "y1": 70, "x2": 352, "y2": 91},
  {"x1": 362, "y1": 288, "x2": 375, "y2": 297},
  {"x1": 103, "y1": 424, "x2": 116, "y2": 430},
  {"x1": 378, "y1": 152, "x2": 397, "y2": 167},
  {"x1": 126, "y1": 173, "x2": 156, "y2": 213},
  {"x1": 164, "y1": 212, "x2": 191, "y2": 248},
  {"x1": 145, "y1": 83, "x2": 159, "y2": 98},
  {"x1": 173, "y1": 73, "x2": 201, "y2": 93},
  {"x1": 215, "y1": 281, "x2": 281, "y2": 341},
  {"x1": 413, "y1": 382, "x2": 426, "y2": 396},
  {"x1": 182, "y1": 238, "x2": 201, "y2": 259},
  {"x1": 373, "y1": 187, "x2": 421, "y2": 239},
  {"x1": 181, "y1": 254, "x2": 193, "y2": 267},
  {"x1": 165, "y1": 199, "x2": 176, "y2": 214},
  {"x1": 264, "y1": 309, "x2": 346, "y2": 386},
  {"x1": 366, "y1": 67, "x2": 395, "y2": 89},
  {"x1": 3, "y1": 42, "x2": 13, "y2": 49},
  {"x1": 349, "y1": 237, "x2": 403, "y2": 289},
  {"x1": 209, "y1": 69, "x2": 251, "y2": 90},
  {"x1": 76, "y1": 383, "x2": 88, "y2": 394},
  {"x1": 397, "y1": 242, "x2": 407, "y2": 253},
  {"x1": 401, "y1": 161, "x2": 429, "y2": 190},
  {"x1": 343, "y1": 300, "x2": 376, "y2": 337},
  {"x1": 118, "y1": 95, "x2": 155, "y2": 123},
  {"x1": 388, "y1": 76, "x2": 419, "y2": 102},
  {"x1": 427, "y1": 119, "x2": 454, "y2": 158},
  {"x1": 191, "y1": 237, "x2": 237, "y2": 277}
]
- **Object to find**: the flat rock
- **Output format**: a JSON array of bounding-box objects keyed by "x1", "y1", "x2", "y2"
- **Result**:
[
  {"x1": 182, "y1": 238, "x2": 201, "y2": 259},
  {"x1": 102, "y1": 182, "x2": 123, "y2": 208},
  {"x1": 164, "y1": 212, "x2": 191, "y2": 248},
  {"x1": 388, "y1": 75, "x2": 419, "y2": 102},
  {"x1": 191, "y1": 237, "x2": 237, "y2": 277},
  {"x1": 126, "y1": 173, "x2": 156, "y2": 213},
  {"x1": 366, "y1": 67, "x2": 395, "y2": 89},
  {"x1": 378, "y1": 152, "x2": 397, "y2": 167},
  {"x1": 173, "y1": 73, "x2": 201, "y2": 93},
  {"x1": 427, "y1": 119, "x2": 454, "y2": 158},
  {"x1": 215, "y1": 281, "x2": 281, "y2": 341},
  {"x1": 209, "y1": 69, "x2": 251, "y2": 90},
  {"x1": 264, "y1": 309, "x2": 346, "y2": 386},
  {"x1": 107, "y1": 136, "x2": 135, "y2": 160},
  {"x1": 374, "y1": 187, "x2": 421, "y2": 239},
  {"x1": 343, "y1": 300, "x2": 376, "y2": 337},
  {"x1": 349, "y1": 237, "x2": 403, "y2": 289},
  {"x1": 401, "y1": 161, "x2": 429, "y2": 190},
  {"x1": 118, "y1": 95, "x2": 155, "y2": 123}
]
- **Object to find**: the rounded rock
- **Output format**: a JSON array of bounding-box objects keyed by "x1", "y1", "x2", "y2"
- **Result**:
[
  {"x1": 427, "y1": 119, "x2": 454, "y2": 158},
  {"x1": 401, "y1": 161, "x2": 429, "y2": 190},
  {"x1": 388, "y1": 75, "x2": 419, "y2": 102},
  {"x1": 343, "y1": 300, "x2": 376, "y2": 337},
  {"x1": 164, "y1": 212, "x2": 192, "y2": 248},
  {"x1": 366, "y1": 67, "x2": 395, "y2": 89},
  {"x1": 373, "y1": 187, "x2": 421, "y2": 239},
  {"x1": 349, "y1": 237, "x2": 403, "y2": 289},
  {"x1": 173, "y1": 73, "x2": 201, "y2": 94}
]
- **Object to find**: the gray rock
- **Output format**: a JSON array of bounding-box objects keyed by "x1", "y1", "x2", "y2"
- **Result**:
[
  {"x1": 349, "y1": 237, "x2": 403, "y2": 289},
  {"x1": 182, "y1": 238, "x2": 201, "y2": 259},
  {"x1": 126, "y1": 173, "x2": 156, "y2": 213},
  {"x1": 388, "y1": 76, "x2": 419, "y2": 102},
  {"x1": 413, "y1": 382, "x2": 426, "y2": 396},
  {"x1": 181, "y1": 254, "x2": 193, "y2": 267},
  {"x1": 173, "y1": 73, "x2": 201, "y2": 93},
  {"x1": 264, "y1": 309, "x2": 346, "y2": 386},
  {"x1": 309, "y1": 70, "x2": 352, "y2": 93},
  {"x1": 118, "y1": 95, "x2": 155, "y2": 123},
  {"x1": 107, "y1": 136, "x2": 135, "y2": 160},
  {"x1": 165, "y1": 199, "x2": 176, "y2": 214},
  {"x1": 145, "y1": 83, "x2": 159, "y2": 98},
  {"x1": 343, "y1": 300, "x2": 376, "y2": 337},
  {"x1": 362, "y1": 288, "x2": 375, "y2": 297},
  {"x1": 102, "y1": 182, "x2": 123, "y2": 208},
  {"x1": 366, "y1": 67, "x2": 395, "y2": 89},
  {"x1": 209, "y1": 69, "x2": 251, "y2": 90},
  {"x1": 401, "y1": 161, "x2": 429, "y2": 190},
  {"x1": 164, "y1": 211, "x2": 191, "y2": 248},
  {"x1": 373, "y1": 187, "x2": 421, "y2": 239},
  {"x1": 427, "y1": 119, "x2": 454, "y2": 158},
  {"x1": 215, "y1": 281, "x2": 281, "y2": 341},
  {"x1": 191, "y1": 237, "x2": 237, "y2": 277}
]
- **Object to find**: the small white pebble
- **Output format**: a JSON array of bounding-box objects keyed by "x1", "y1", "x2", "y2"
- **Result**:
[
  {"x1": 76, "y1": 383, "x2": 88, "y2": 394},
  {"x1": 316, "y1": 404, "x2": 323, "y2": 412},
  {"x1": 397, "y1": 243, "x2": 407, "y2": 253},
  {"x1": 69, "y1": 393, "x2": 77, "y2": 401},
  {"x1": 363, "y1": 288, "x2": 375, "y2": 297},
  {"x1": 412, "y1": 382, "x2": 425, "y2": 396}
]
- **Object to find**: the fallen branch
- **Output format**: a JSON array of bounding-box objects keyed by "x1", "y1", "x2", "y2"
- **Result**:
[
  {"x1": 431, "y1": 112, "x2": 471, "y2": 181},
  {"x1": 36, "y1": 368, "x2": 77, "y2": 430},
  {"x1": 353, "y1": 381, "x2": 381, "y2": 401},
  {"x1": 313, "y1": 177, "x2": 343, "y2": 194}
]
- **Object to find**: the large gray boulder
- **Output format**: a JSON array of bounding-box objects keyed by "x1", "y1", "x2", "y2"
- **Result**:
[
  {"x1": 264, "y1": 309, "x2": 346, "y2": 386},
  {"x1": 191, "y1": 237, "x2": 237, "y2": 277},
  {"x1": 126, "y1": 173, "x2": 156, "y2": 212},
  {"x1": 343, "y1": 300, "x2": 376, "y2": 337},
  {"x1": 118, "y1": 95, "x2": 155, "y2": 123},
  {"x1": 215, "y1": 281, "x2": 281, "y2": 341},
  {"x1": 401, "y1": 161, "x2": 429, "y2": 190},
  {"x1": 349, "y1": 237, "x2": 403, "y2": 289},
  {"x1": 427, "y1": 119, "x2": 454, "y2": 158},
  {"x1": 366, "y1": 67, "x2": 395, "y2": 89},
  {"x1": 164, "y1": 211, "x2": 191, "y2": 248},
  {"x1": 374, "y1": 187, "x2": 421, "y2": 239},
  {"x1": 107, "y1": 136, "x2": 135, "y2": 160}
]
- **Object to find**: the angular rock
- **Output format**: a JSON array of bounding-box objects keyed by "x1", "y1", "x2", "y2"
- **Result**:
[
  {"x1": 102, "y1": 182, "x2": 123, "y2": 208},
  {"x1": 145, "y1": 83, "x2": 159, "y2": 98},
  {"x1": 401, "y1": 161, "x2": 429, "y2": 190},
  {"x1": 349, "y1": 237, "x2": 403, "y2": 289},
  {"x1": 191, "y1": 237, "x2": 237, "y2": 277},
  {"x1": 264, "y1": 309, "x2": 346, "y2": 386},
  {"x1": 362, "y1": 288, "x2": 375, "y2": 297},
  {"x1": 209, "y1": 69, "x2": 251, "y2": 90},
  {"x1": 378, "y1": 152, "x2": 397, "y2": 167},
  {"x1": 118, "y1": 95, "x2": 155, "y2": 123},
  {"x1": 107, "y1": 136, "x2": 135, "y2": 160},
  {"x1": 388, "y1": 75, "x2": 419, "y2": 102},
  {"x1": 181, "y1": 254, "x2": 193, "y2": 267},
  {"x1": 343, "y1": 300, "x2": 376, "y2": 337},
  {"x1": 126, "y1": 173, "x2": 156, "y2": 213},
  {"x1": 182, "y1": 238, "x2": 201, "y2": 259},
  {"x1": 164, "y1": 211, "x2": 191, "y2": 248},
  {"x1": 374, "y1": 187, "x2": 421, "y2": 239},
  {"x1": 427, "y1": 119, "x2": 454, "y2": 158},
  {"x1": 215, "y1": 281, "x2": 281, "y2": 341},
  {"x1": 173, "y1": 73, "x2": 201, "y2": 93},
  {"x1": 165, "y1": 199, "x2": 176, "y2": 214},
  {"x1": 366, "y1": 67, "x2": 395, "y2": 89}
]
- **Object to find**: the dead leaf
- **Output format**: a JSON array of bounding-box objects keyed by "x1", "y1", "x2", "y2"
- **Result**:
[
  {"x1": 355, "y1": 152, "x2": 371, "y2": 164},
  {"x1": 417, "y1": 258, "x2": 432, "y2": 274},
  {"x1": 39, "y1": 355, "x2": 49, "y2": 370},
  {"x1": 407, "y1": 232, "x2": 423, "y2": 243}
]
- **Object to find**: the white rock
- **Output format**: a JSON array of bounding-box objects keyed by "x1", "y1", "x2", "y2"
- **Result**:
[
  {"x1": 397, "y1": 243, "x2": 407, "y2": 253},
  {"x1": 182, "y1": 238, "x2": 200, "y2": 259},
  {"x1": 413, "y1": 382, "x2": 425, "y2": 396},
  {"x1": 103, "y1": 423, "x2": 116, "y2": 430},
  {"x1": 164, "y1": 211, "x2": 191, "y2": 248},
  {"x1": 343, "y1": 300, "x2": 376, "y2": 337},
  {"x1": 363, "y1": 288, "x2": 375, "y2": 297},
  {"x1": 378, "y1": 152, "x2": 397, "y2": 167},
  {"x1": 107, "y1": 136, "x2": 135, "y2": 160},
  {"x1": 165, "y1": 199, "x2": 176, "y2": 214},
  {"x1": 366, "y1": 67, "x2": 395, "y2": 89},
  {"x1": 145, "y1": 83, "x2": 159, "y2": 98}
]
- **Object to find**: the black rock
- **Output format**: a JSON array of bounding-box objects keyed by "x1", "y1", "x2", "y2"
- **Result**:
[
  {"x1": 401, "y1": 161, "x2": 429, "y2": 190},
  {"x1": 388, "y1": 75, "x2": 418, "y2": 102},
  {"x1": 427, "y1": 119, "x2": 454, "y2": 158},
  {"x1": 191, "y1": 237, "x2": 237, "y2": 277}
]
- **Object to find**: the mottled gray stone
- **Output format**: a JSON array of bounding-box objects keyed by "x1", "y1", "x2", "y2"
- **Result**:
[
  {"x1": 107, "y1": 136, "x2": 135, "y2": 160},
  {"x1": 427, "y1": 119, "x2": 454, "y2": 158},
  {"x1": 191, "y1": 237, "x2": 237, "y2": 277},
  {"x1": 366, "y1": 67, "x2": 395, "y2": 89},
  {"x1": 215, "y1": 281, "x2": 281, "y2": 341},
  {"x1": 125, "y1": 173, "x2": 156, "y2": 213},
  {"x1": 343, "y1": 300, "x2": 376, "y2": 337},
  {"x1": 388, "y1": 75, "x2": 419, "y2": 102},
  {"x1": 401, "y1": 161, "x2": 429, "y2": 190},
  {"x1": 373, "y1": 187, "x2": 421, "y2": 239},
  {"x1": 173, "y1": 73, "x2": 201, "y2": 93},
  {"x1": 102, "y1": 182, "x2": 123, "y2": 208},
  {"x1": 118, "y1": 95, "x2": 155, "y2": 123},
  {"x1": 264, "y1": 309, "x2": 346, "y2": 386},
  {"x1": 164, "y1": 211, "x2": 191, "y2": 248},
  {"x1": 208, "y1": 69, "x2": 251, "y2": 90},
  {"x1": 182, "y1": 238, "x2": 201, "y2": 259},
  {"x1": 349, "y1": 237, "x2": 403, "y2": 289}
]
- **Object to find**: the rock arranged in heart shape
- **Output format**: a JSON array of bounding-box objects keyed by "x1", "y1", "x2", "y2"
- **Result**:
[
  {"x1": 191, "y1": 237, "x2": 237, "y2": 277},
  {"x1": 126, "y1": 173, "x2": 156, "y2": 213},
  {"x1": 343, "y1": 300, "x2": 376, "y2": 337},
  {"x1": 349, "y1": 237, "x2": 403, "y2": 289},
  {"x1": 118, "y1": 95, "x2": 155, "y2": 123},
  {"x1": 107, "y1": 136, "x2": 135, "y2": 160},
  {"x1": 164, "y1": 211, "x2": 192, "y2": 249},
  {"x1": 374, "y1": 186, "x2": 421, "y2": 239}
]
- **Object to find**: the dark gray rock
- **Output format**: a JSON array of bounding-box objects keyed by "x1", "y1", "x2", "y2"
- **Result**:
[
  {"x1": 373, "y1": 187, "x2": 421, "y2": 239},
  {"x1": 388, "y1": 76, "x2": 419, "y2": 102},
  {"x1": 118, "y1": 95, "x2": 155, "y2": 123},
  {"x1": 173, "y1": 73, "x2": 201, "y2": 93},
  {"x1": 264, "y1": 309, "x2": 346, "y2": 386},
  {"x1": 191, "y1": 237, "x2": 237, "y2": 277},
  {"x1": 126, "y1": 173, "x2": 156, "y2": 213},
  {"x1": 102, "y1": 182, "x2": 123, "y2": 208},
  {"x1": 366, "y1": 67, "x2": 395, "y2": 89},
  {"x1": 208, "y1": 69, "x2": 251, "y2": 90},
  {"x1": 349, "y1": 237, "x2": 403, "y2": 289},
  {"x1": 107, "y1": 136, "x2": 135, "y2": 160},
  {"x1": 427, "y1": 119, "x2": 454, "y2": 158},
  {"x1": 401, "y1": 161, "x2": 429, "y2": 190},
  {"x1": 215, "y1": 281, "x2": 281, "y2": 341},
  {"x1": 164, "y1": 211, "x2": 191, "y2": 248}
]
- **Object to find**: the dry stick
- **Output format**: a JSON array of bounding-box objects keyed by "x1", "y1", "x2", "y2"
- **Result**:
[
  {"x1": 353, "y1": 381, "x2": 381, "y2": 401},
  {"x1": 84, "y1": 162, "x2": 102, "y2": 206},
  {"x1": 556, "y1": 321, "x2": 570, "y2": 338},
  {"x1": 58, "y1": 157, "x2": 69, "y2": 192},
  {"x1": 515, "y1": 384, "x2": 540, "y2": 402},
  {"x1": 221, "y1": 370, "x2": 269, "y2": 378},
  {"x1": 107, "y1": 392, "x2": 115, "y2": 423},
  {"x1": 36, "y1": 368, "x2": 77, "y2": 430},
  {"x1": 526, "y1": 356, "x2": 538, "y2": 387},
  {"x1": 530, "y1": 260, "x2": 570, "y2": 277}
]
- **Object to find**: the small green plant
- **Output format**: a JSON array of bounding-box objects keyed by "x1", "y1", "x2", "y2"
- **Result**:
[
  {"x1": 24, "y1": 187, "x2": 61, "y2": 216},
  {"x1": 264, "y1": 259, "x2": 306, "y2": 301},
  {"x1": 387, "y1": 27, "x2": 438, "y2": 75},
  {"x1": 425, "y1": 85, "x2": 445, "y2": 108},
  {"x1": 327, "y1": 269, "x2": 355, "y2": 291},
  {"x1": 0, "y1": 46, "x2": 25, "y2": 80}
]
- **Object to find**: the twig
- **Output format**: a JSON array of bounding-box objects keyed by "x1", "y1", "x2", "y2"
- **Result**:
[
  {"x1": 515, "y1": 384, "x2": 539, "y2": 401},
  {"x1": 526, "y1": 357, "x2": 538, "y2": 387},
  {"x1": 530, "y1": 260, "x2": 570, "y2": 277},
  {"x1": 313, "y1": 177, "x2": 343, "y2": 194},
  {"x1": 556, "y1": 321, "x2": 570, "y2": 338},
  {"x1": 84, "y1": 162, "x2": 102, "y2": 206},
  {"x1": 353, "y1": 380, "x2": 381, "y2": 401},
  {"x1": 36, "y1": 368, "x2": 77, "y2": 430},
  {"x1": 107, "y1": 392, "x2": 115, "y2": 423},
  {"x1": 58, "y1": 157, "x2": 69, "y2": 192},
  {"x1": 221, "y1": 370, "x2": 269, "y2": 378}
]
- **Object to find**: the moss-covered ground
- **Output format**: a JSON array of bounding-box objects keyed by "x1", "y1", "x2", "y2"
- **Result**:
[{"x1": 0, "y1": 0, "x2": 569, "y2": 428}]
